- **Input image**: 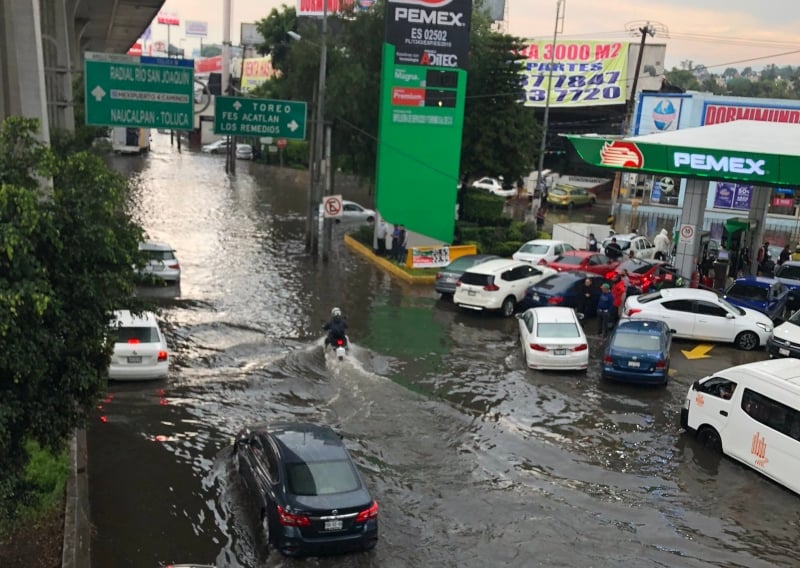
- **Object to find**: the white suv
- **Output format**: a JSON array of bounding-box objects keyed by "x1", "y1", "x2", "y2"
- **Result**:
[{"x1": 454, "y1": 259, "x2": 556, "y2": 317}]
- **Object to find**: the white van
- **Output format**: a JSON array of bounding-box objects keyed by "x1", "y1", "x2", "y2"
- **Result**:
[{"x1": 680, "y1": 358, "x2": 800, "y2": 496}]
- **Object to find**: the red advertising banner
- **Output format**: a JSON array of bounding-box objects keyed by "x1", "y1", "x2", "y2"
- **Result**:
[
  {"x1": 157, "y1": 12, "x2": 179, "y2": 26},
  {"x1": 127, "y1": 42, "x2": 143, "y2": 56},
  {"x1": 703, "y1": 103, "x2": 800, "y2": 126},
  {"x1": 195, "y1": 56, "x2": 222, "y2": 73},
  {"x1": 772, "y1": 197, "x2": 794, "y2": 208},
  {"x1": 297, "y1": 0, "x2": 356, "y2": 16}
]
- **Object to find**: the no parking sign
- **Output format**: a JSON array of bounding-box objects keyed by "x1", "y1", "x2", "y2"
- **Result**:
[{"x1": 322, "y1": 195, "x2": 343, "y2": 218}]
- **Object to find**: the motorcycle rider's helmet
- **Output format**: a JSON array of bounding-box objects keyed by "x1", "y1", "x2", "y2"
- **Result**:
[{"x1": 331, "y1": 307, "x2": 342, "y2": 320}]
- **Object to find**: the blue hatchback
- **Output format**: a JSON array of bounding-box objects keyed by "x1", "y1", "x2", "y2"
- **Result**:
[
  {"x1": 602, "y1": 319, "x2": 671, "y2": 385},
  {"x1": 723, "y1": 276, "x2": 789, "y2": 320}
]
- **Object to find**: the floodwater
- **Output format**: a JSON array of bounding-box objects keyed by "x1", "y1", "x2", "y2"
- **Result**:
[{"x1": 88, "y1": 136, "x2": 800, "y2": 568}]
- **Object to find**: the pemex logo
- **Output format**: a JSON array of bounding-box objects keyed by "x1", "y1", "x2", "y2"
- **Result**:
[
  {"x1": 600, "y1": 141, "x2": 644, "y2": 169},
  {"x1": 388, "y1": 0, "x2": 454, "y2": 6}
]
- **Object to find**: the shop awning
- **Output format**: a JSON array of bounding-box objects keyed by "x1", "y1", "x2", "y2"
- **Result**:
[{"x1": 564, "y1": 120, "x2": 800, "y2": 187}]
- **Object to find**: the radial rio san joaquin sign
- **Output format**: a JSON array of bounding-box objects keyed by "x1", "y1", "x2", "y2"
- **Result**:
[
  {"x1": 520, "y1": 40, "x2": 628, "y2": 107},
  {"x1": 566, "y1": 135, "x2": 800, "y2": 187}
]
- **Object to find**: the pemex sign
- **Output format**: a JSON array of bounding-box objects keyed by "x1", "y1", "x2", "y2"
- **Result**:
[{"x1": 566, "y1": 135, "x2": 800, "y2": 187}]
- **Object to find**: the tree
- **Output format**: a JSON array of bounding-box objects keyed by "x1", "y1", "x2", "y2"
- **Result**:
[
  {"x1": 200, "y1": 44, "x2": 222, "y2": 57},
  {"x1": 0, "y1": 117, "x2": 145, "y2": 518},
  {"x1": 664, "y1": 67, "x2": 701, "y2": 91},
  {"x1": 255, "y1": 6, "x2": 298, "y2": 74}
]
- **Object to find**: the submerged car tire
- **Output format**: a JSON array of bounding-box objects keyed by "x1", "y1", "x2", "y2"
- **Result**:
[
  {"x1": 734, "y1": 330, "x2": 759, "y2": 351},
  {"x1": 501, "y1": 296, "x2": 516, "y2": 317},
  {"x1": 697, "y1": 425, "x2": 722, "y2": 453},
  {"x1": 261, "y1": 509, "x2": 272, "y2": 549}
]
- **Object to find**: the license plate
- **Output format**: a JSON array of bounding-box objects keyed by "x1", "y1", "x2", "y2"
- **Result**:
[
  {"x1": 467, "y1": 290, "x2": 477, "y2": 296},
  {"x1": 628, "y1": 361, "x2": 641, "y2": 368},
  {"x1": 127, "y1": 356, "x2": 142, "y2": 364},
  {"x1": 553, "y1": 349, "x2": 566, "y2": 356},
  {"x1": 324, "y1": 520, "x2": 343, "y2": 531},
  {"x1": 533, "y1": 294, "x2": 540, "y2": 301},
  {"x1": 779, "y1": 348, "x2": 790, "y2": 356}
]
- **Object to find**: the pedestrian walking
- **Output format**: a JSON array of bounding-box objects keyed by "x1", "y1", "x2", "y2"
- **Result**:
[
  {"x1": 587, "y1": 233, "x2": 598, "y2": 252},
  {"x1": 605, "y1": 237, "x2": 623, "y2": 261},
  {"x1": 596, "y1": 283, "x2": 614, "y2": 337},
  {"x1": 653, "y1": 228, "x2": 671, "y2": 260},
  {"x1": 779, "y1": 244, "x2": 791, "y2": 266}
]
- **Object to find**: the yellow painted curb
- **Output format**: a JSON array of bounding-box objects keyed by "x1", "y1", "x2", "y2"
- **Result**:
[{"x1": 344, "y1": 235, "x2": 437, "y2": 285}]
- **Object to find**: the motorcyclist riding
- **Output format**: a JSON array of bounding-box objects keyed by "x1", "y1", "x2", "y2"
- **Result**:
[{"x1": 323, "y1": 307, "x2": 348, "y2": 347}]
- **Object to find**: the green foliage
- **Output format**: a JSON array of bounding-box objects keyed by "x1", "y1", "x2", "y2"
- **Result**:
[
  {"x1": 460, "y1": 188, "x2": 505, "y2": 225},
  {"x1": 486, "y1": 240, "x2": 523, "y2": 257},
  {"x1": 255, "y1": 6, "x2": 298, "y2": 74},
  {"x1": 201, "y1": 45, "x2": 222, "y2": 57},
  {"x1": 665, "y1": 63, "x2": 800, "y2": 99},
  {"x1": 350, "y1": 224, "x2": 374, "y2": 247},
  {"x1": 0, "y1": 116, "x2": 145, "y2": 519}
]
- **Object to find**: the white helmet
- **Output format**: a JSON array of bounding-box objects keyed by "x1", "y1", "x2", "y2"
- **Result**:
[{"x1": 331, "y1": 307, "x2": 342, "y2": 319}]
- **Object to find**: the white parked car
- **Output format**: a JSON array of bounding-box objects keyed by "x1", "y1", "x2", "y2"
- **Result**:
[
  {"x1": 235, "y1": 143, "x2": 253, "y2": 160},
  {"x1": 624, "y1": 288, "x2": 773, "y2": 351},
  {"x1": 454, "y1": 258, "x2": 556, "y2": 317},
  {"x1": 318, "y1": 199, "x2": 376, "y2": 224},
  {"x1": 512, "y1": 239, "x2": 576, "y2": 265},
  {"x1": 201, "y1": 139, "x2": 228, "y2": 154},
  {"x1": 517, "y1": 307, "x2": 589, "y2": 371},
  {"x1": 471, "y1": 177, "x2": 516, "y2": 197},
  {"x1": 108, "y1": 310, "x2": 169, "y2": 381},
  {"x1": 138, "y1": 241, "x2": 180, "y2": 284},
  {"x1": 602, "y1": 233, "x2": 656, "y2": 259}
]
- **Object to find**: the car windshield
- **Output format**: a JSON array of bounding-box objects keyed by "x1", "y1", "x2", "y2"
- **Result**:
[
  {"x1": 536, "y1": 322, "x2": 580, "y2": 338},
  {"x1": 520, "y1": 243, "x2": 549, "y2": 254},
  {"x1": 460, "y1": 272, "x2": 493, "y2": 286},
  {"x1": 144, "y1": 249, "x2": 175, "y2": 261},
  {"x1": 612, "y1": 331, "x2": 662, "y2": 351},
  {"x1": 636, "y1": 291, "x2": 662, "y2": 304},
  {"x1": 286, "y1": 460, "x2": 360, "y2": 496},
  {"x1": 531, "y1": 274, "x2": 570, "y2": 291},
  {"x1": 727, "y1": 283, "x2": 768, "y2": 302},
  {"x1": 550, "y1": 188, "x2": 567, "y2": 196},
  {"x1": 618, "y1": 260, "x2": 653, "y2": 274},
  {"x1": 109, "y1": 326, "x2": 159, "y2": 343},
  {"x1": 777, "y1": 265, "x2": 800, "y2": 280},
  {"x1": 445, "y1": 256, "x2": 481, "y2": 271},
  {"x1": 788, "y1": 309, "x2": 800, "y2": 326},
  {"x1": 554, "y1": 255, "x2": 583, "y2": 266}
]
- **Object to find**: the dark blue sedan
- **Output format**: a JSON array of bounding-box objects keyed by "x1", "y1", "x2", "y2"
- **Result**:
[
  {"x1": 520, "y1": 271, "x2": 608, "y2": 316},
  {"x1": 723, "y1": 276, "x2": 790, "y2": 321},
  {"x1": 602, "y1": 319, "x2": 671, "y2": 385}
]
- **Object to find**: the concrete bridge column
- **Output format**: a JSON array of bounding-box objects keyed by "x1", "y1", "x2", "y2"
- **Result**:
[
  {"x1": 673, "y1": 177, "x2": 709, "y2": 280},
  {"x1": 0, "y1": 0, "x2": 51, "y2": 143},
  {"x1": 51, "y1": 0, "x2": 75, "y2": 130},
  {"x1": 747, "y1": 186, "x2": 772, "y2": 275}
]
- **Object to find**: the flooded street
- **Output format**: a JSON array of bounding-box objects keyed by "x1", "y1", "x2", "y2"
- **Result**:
[{"x1": 88, "y1": 136, "x2": 799, "y2": 568}]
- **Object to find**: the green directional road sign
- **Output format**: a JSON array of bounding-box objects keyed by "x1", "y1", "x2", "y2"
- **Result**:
[
  {"x1": 214, "y1": 96, "x2": 307, "y2": 139},
  {"x1": 84, "y1": 52, "x2": 195, "y2": 130}
]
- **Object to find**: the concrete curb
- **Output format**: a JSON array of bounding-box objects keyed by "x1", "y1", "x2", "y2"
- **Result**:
[
  {"x1": 343, "y1": 235, "x2": 436, "y2": 285},
  {"x1": 62, "y1": 428, "x2": 90, "y2": 568}
]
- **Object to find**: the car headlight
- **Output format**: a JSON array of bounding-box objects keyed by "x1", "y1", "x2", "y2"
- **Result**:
[{"x1": 756, "y1": 322, "x2": 772, "y2": 332}]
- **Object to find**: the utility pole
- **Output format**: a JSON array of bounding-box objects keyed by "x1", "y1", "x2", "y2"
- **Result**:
[
  {"x1": 532, "y1": 0, "x2": 566, "y2": 217},
  {"x1": 222, "y1": 0, "x2": 235, "y2": 175},
  {"x1": 315, "y1": 1, "x2": 329, "y2": 260}
]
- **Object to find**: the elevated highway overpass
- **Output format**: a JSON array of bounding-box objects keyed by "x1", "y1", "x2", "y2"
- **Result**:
[{"x1": 0, "y1": 0, "x2": 165, "y2": 142}]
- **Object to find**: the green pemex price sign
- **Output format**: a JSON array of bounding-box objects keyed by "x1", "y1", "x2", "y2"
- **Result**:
[{"x1": 84, "y1": 52, "x2": 195, "y2": 130}]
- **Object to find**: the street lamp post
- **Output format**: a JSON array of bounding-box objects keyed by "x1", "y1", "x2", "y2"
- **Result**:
[{"x1": 532, "y1": 0, "x2": 566, "y2": 217}]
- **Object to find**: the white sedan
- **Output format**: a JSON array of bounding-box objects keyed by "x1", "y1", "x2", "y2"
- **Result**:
[
  {"x1": 318, "y1": 200, "x2": 376, "y2": 224},
  {"x1": 602, "y1": 233, "x2": 656, "y2": 259},
  {"x1": 108, "y1": 310, "x2": 169, "y2": 380},
  {"x1": 471, "y1": 177, "x2": 516, "y2": 197},
  {"x1": 517, "y1": 307, "x2": 588, "y2": 370},
  {"x1": 624, "y1": 288, "x2": 773, "y2": 351},
  {"x1": 512, "y1": 239, "x2": 576, "y2": 265}
]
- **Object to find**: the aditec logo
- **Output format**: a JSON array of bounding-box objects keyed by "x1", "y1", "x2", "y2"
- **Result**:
[{"x1": 599, "y1": 141, "x2": 644, "y2": 168}]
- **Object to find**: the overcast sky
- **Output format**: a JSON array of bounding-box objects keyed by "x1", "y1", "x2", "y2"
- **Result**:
[{"x1": 156, "y1": 0, "x2": 800, "y2": 70}]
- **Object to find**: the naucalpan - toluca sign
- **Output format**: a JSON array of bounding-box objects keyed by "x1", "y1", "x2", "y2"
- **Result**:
[{"x1": 673, "y1": 152, "x2": 767, "y2": 176}]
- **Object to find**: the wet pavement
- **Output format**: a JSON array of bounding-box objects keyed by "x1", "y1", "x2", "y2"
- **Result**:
[{"x1": 88, "y1": 135, "x2": 800, "y2": 567}]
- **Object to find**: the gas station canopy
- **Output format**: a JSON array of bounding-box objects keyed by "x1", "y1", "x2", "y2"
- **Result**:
[{"x1": 564, "y1": 120, "x2": 800, "y2": 187}]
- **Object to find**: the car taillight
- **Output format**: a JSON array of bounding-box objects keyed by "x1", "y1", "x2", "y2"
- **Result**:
[
  {"x1": 603, "y1": 355, "x2": 613, "y2": 364},
  {"x1": 655, "y1": 360, "x2": 667, "y2": 369},
  {"x1": 572, "y1": 344, "x2": 588, "y2": 352},
  {"x1": 483, "y1": 283, "x2": 500, "y2": 291},
  {"x1": 127, "y1": 338, "x2": 140, "y2": 344},
  {"x1": 355, "y1": 500, "x2": 379, "y2": 523},
  {"x1": 537, "y1": 259, "x2": 548, "y2": 265},
  {"x1": 335, "y1": 338, "x2": 344, "y2": 346},
  {"x1": 277, "y1": 505, "x2": 310, "y2": 527},
  {"x1": 157, "y1": 351, "x2": 168, "y2": 362},
  {"x1": 455, "y1": 280, "x2": 462, "y2": 287},
  {"x1": 167, "y1": 262, "x2": 180, "y2": 269},
  {"x1": 605, "y1": 271, "x2": 615, "y2": 280},
  {"x1": 626, "y1": 308, "x2": 641, "y2": 316},
  {"x1": 547, "y1": 296, "x2": 563, "y2": 305},
  {"x1": 529, "y1": 344, "x2": 548, "y2": 351}
]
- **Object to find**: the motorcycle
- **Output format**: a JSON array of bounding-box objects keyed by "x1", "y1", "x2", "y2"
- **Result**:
[{"x1": 327, "y1": 335, "x2": 349, "y2": 361}]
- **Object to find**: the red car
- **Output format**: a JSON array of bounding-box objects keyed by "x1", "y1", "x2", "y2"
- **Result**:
[
  {"x1": 606, "y1": 259, "x2": 683, "y2": 292},
  {"x1": 547, "y1": 251, "x2": 620, "y2": 276}
]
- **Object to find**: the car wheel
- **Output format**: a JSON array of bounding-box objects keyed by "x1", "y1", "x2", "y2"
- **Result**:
[
  {"x1": 366, "y1": 216, "x2": 375, "y2": 223},
  {"x1": 500, "y1": 296, "x2": 516, "y2": 317},
  {"x1": 697, "y1": 425, "x2": 722, "y2": 453},
  {"x1": 567, "y1": 201, "x2": 574, "y2": 211},
  {"x1": 734, "y1": 330, "x2": 759, "y2": 351},
  {"x1": 261, "y1": 509, "x2": 271, "y2": 547}
]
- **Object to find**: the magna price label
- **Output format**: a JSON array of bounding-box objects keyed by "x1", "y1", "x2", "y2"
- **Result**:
[{"x1": 386, "y1": 0, "x2": 472, "y2": 69}]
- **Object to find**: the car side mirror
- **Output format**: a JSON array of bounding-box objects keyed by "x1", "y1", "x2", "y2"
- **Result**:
[
  {"x1": 515, "y1": 313, "x2": 523, "y2": 320},
  {"x1": 576, "y1": 312, "x2": 585, "y2": 321},
  {"x1": 725, "y1": 313, "x2": 735, "y2": 319},
  {"x1": 670, "y1": 329, "x2": 676, "y2": 334}
]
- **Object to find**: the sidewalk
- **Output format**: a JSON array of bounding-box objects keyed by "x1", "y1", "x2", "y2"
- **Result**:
[{"x1": 344, "y1": 235, "x2": 435, "y2": 285}]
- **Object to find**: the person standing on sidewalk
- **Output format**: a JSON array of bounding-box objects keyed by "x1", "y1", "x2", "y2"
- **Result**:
[
  {"x1": 596, "y1": 283, "x2": 614, "y2": 337},
  {"x1": 587, "y1": 233, "x2": 598, "y2": 252}
]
